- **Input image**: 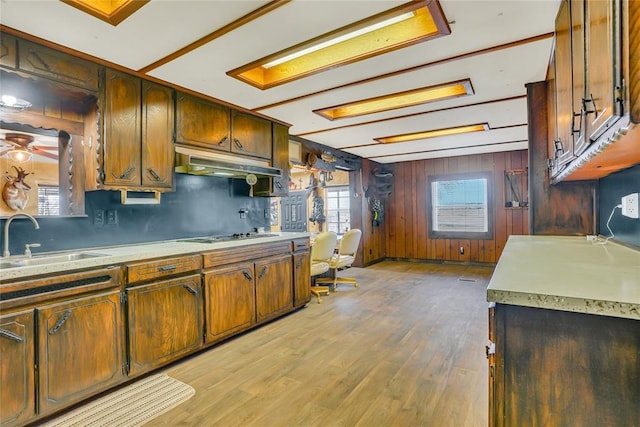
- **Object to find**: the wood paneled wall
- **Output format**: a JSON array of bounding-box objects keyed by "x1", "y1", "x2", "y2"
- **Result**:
[{"x1": 384, "y1": 151, "x2": 529, "y2": 264}]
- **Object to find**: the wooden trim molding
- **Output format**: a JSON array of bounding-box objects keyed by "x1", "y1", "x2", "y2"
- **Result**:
[{"x1": 60, "y1": 0, "x2": 150, "y2": 26}]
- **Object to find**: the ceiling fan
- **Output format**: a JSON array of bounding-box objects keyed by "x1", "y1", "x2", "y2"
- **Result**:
[{"x1": 0, "y1": 132, "x2": 59, "y2": 162}]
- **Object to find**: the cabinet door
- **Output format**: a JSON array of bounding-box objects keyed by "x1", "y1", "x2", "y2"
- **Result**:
[
  {"x1": 584, "y1": 0, "x2": 622, "y2": 143},
  {"x1": 38, "y1": 290, "x2": 124, "y2": 415},
  {"x1": 293, "y1": 251, "x2": 311, "y2": 307},
  {"x1": 127, "y1": 275, "x2": 202, "y2": 376},
  {"x1": 176, "y1": 93, "x2": 230, "y2": 151},
  {"x1": 204, "y1": 263, "x2": 255, "y2": 344},
  {"x1": 103, "y1": 69, "x2": 142, "y2": 186},
  {"x1": 554, "y1": 0, "x2": 577, "y2": 167},
  {"x1": 18, "y1": 40, "x2": 99, "y2": 90},
  {"x1": 255, "y1": 122, "x2": 289, "y2": 196},
  {"x1": 255, "y1": 254, "x2": 293, "y2": 323},
  {"x1": 141, "y1": 80, "x2": 174, "y2": 188},
  {"x1": 231, "y1": 111, "x2": 272, "y2": 159},
  {"x1": 0, "y1": 309, "x2": 35, "y2": 427},
  {"x1": 0, "y1": 34, "x2": 17, "y2": 69}
]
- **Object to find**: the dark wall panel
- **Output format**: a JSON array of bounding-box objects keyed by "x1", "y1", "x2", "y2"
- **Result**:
[
  {"x1": 1, "y1": 174, "x2": 269, "y2": 256},
  {"x1": 598, "y1": 164, "x2": 640, "y2": 248}
]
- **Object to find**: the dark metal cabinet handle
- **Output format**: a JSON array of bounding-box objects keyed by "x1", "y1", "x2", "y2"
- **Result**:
[
  {"x1": 119, "y1": 166, "x2": 135, "y2": 180},
  {"x1": 49, "y1": 310, "x2": 72, "y2": 335},
  {"x1": 217, "y1": 136, "x2": 228, "y2": 146},
  {"x1": 275, "y1": 180, "x2": 283, "y2": 190},
  {"x1": 183, "y1": 284, "x2": 198, "y2": 295},
  {"x1": 258, "y1": 265, "x2": 268, "y2": 279},
  {"x1": 582, "y1": 95, "x2": 597, "y2": 116},
  {"x1": 571, "y1": 111, "x2": 582, "y2": 135},
  {"x1": 148, "y1": 168, "x2": 161, "y2": 181},
  {"x1": 0, "y1": 328, "x2": 24, "y2": 343},
  {"x1": 233, "y1": 138, "x2": 244, "y2": 150},
  {"x1": 158, "y1": 264, "x2": 177, "y2": 272},
  {"x1": 30, "y1": 50, "x2": 52, "y2": 71},
  {"x1": 243, "y1": 270, "x2": 253, "y2": 281}
]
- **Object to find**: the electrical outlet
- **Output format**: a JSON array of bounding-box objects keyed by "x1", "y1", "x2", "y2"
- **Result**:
[
  {"x1": 106, "y1": 209, "x2": 118, "y2": 225},
  {"x1": 621, "y1": 192, "x2": 639, "y2": 219},
  {"x1": 93, "y1": 209, "x2": 105, "y2": 226}
]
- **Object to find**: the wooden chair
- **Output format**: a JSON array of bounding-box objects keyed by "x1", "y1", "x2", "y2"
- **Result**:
[
  {"x1": 316, "y1": 228, "x2": 362, "y2": 292},
  {"x1": 310, "y1": 231, "x2": 338, "y2": 303}
]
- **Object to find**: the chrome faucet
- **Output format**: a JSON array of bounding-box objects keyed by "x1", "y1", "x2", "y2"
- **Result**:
[{"x1": 3, "y1": 213, "x2": 40, "y2": 258}]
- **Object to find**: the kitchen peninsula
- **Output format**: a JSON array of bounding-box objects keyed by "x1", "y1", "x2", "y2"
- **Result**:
[
  {"x1": 0, "y1": 232, "x2": 310, "y2": 426},
  {"x1": 486, "y1": 235, "x2": 640, "y2": 425}
]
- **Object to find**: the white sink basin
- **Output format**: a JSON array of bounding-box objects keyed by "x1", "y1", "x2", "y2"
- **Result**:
[{"x1": 1, "y1": 252, "x2": 106, "y2": 269}]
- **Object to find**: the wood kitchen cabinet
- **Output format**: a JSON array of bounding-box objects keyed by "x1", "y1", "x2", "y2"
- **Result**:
[
  {"x1": 37, "y1": 289, "x2": 124, "y2": 414},
  {"x1": 489, "y1": 303, "x2": 640, "y2": 426},
  {"x1": 176, "y1": 92, "x2": 273, "y2": 160},
  {"x1": 292, "y1": 238, "x2": 311, "y2": 307},
  {"x1": 0, "y1": 33, "x2": 17, "y2": 69},
  {"x1": 126, "y1": 274, "x2": 203, "y2": 376},
  {"x1": 0, "y1": 309, "x2": 35, "y2": 427},
  {"x1": 101, "y1": 68, "x2": 174, "y2": 190},
  {"x1": 255, "y1": 122, "x2": 290, "y2": 197},
  {"x1": 255, "y1": 253, "x2": 293, "y2": 322},
  {"x1": 203, "y1": 262, "x2": 257, "y2": 344}
]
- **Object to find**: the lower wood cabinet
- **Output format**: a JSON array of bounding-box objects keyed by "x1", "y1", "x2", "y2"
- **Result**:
[
  {"x1": 292, "y1": 239, "x2": 311, "y2": 308},
  {"x1": 489, "y1": 303, "x2": 640, "y2": 426},
  {"x1": 126, "y1": 274, "x2": 203, "y2": 376},
  {"x1": 0, "y1": 309, "x2": 35, "y2": 427},
  {"x1": 255, "y1": 254, "x2": 293, "y2": 322},
  {"x1": 204, "y1": 262, "x2": 256, "y2": 344},
  {"x1": 37, "y1": 290, "x2": 124, "y2": 415}
]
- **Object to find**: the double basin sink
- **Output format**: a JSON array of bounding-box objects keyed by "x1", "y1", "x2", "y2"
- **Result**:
[{"x1": 0, "y1": 252, "x2": 106, "y2": 270}]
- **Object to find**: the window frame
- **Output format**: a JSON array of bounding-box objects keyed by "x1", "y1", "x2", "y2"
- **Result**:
[
  {"x1": 427, "y1": 171, "x2": 494, "y2": 240},
  {"x1": 325, "y1": 185, "x2": 351, "y2": 236}
]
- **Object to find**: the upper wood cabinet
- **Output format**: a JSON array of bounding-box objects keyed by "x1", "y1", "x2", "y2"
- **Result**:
[
  {"x1": 176, "y1": 92, "x2": 273, "y2": 160},
  {"x1": 549, "y1": 0, "x2": 639, "y2": 182},
  {"x1": 255, "y1": 122, "x2": 290, "y2": 196},
  {"x1": 18, "y1": 40, "x2": 99, "y2": 91},
  {"x1": 101, "y1": 69, "x2": 174, "y2": 191},
  {"x1": 0, "y1": 34, "x2": 17, "y2": 69},
  {"x1": 175, "y1": 93, "x2": 231, "y2": 151}
]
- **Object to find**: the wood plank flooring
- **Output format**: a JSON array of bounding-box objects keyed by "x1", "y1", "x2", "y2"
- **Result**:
[{"x1": 151, "y1": 261, "x2": 494, "y2": 427}]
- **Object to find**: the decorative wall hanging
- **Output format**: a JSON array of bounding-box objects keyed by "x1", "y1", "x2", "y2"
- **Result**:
[{"x1": 3, "y1": 165, "x2": 32, "y2": 210}]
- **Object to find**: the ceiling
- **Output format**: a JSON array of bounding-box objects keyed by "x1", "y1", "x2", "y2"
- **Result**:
[{"x1": 0, "y1": 0, "x2": 560, "y2": 165}]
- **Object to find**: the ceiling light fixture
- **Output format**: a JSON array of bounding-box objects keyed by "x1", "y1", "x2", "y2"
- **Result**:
[
  {"x1": 375, "y1": 123, "x2": 489, "y2": 144},
  {"x1": 60, "y1": 0, "x2": 150, "y2": 26},
  {"x1": 7, "y1": 148, "x2": 32, "y2": 163},
  {"x1": 315, "y1": 79, "x2": 474, "y2": 120},
  {"x1": 228, "y1": 0, "x2": 450, "y2": 89},
  {"x1": 0, "y1": 95, "x2": 32, "y2": 113}
]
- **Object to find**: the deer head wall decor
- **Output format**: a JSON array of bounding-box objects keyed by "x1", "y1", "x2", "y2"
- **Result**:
[{"x1": 3, "y1": 165, "x2": 32, "y2": 211}]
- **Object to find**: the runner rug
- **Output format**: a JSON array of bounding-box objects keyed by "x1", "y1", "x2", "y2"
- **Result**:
[{"x1": 42, "y1": 373, "x2": 195, "y2": 427}]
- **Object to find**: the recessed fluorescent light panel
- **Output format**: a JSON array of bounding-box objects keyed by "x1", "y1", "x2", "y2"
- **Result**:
[
  {"x1": 227, "y1": 0, "x2": 450, "y2": 89},
  {"x1": 314, "y1": 79, "x2": 474, "y2": 120},
  {"x1": 60, "y1": 0, "x2": 150, "y2": 25},
  {"x1": 375, "y1": 123, "x2": 489, "y2": 144}
]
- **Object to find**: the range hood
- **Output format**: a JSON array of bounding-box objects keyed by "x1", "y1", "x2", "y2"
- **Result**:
[{"x1": 175, "y1": 145, "x2": 282, "y2": 179}]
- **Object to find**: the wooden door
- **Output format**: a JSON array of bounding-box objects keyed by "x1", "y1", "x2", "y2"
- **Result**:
[
  {"x1": 0, "y1": 309, "x2": 35, "y2": 427},
  {"x1": 292, "y1": 251, "x2": 311, "y2": 307},
  {"x1": 280, "y1": 191, "x2": 308, "y2": 232},
  {"x1": 37, "y1": 291, "x2": 124, "y2": 414},
  {"x1": 175, "y1": 93, "x2": 230, "y2": 151},
  {"x1": 141, "y1": 80, "x2": 174, "y2": 188},
  {"x1": 127, "y1": 275, "x2": 202, "y2": 376},
  {"x1": 584, "y1": 0, "x2": 622, "y2": 143},
  {"x1": 103, "y1": 69, "x2": 142, "y2": 186},
  {"x1": 203, "y1": 263, "x2": 255, "y2": 344},
  {"x1": 255, "y1": 254, "x2": 293, "y2": 323},
  {"x1": 231, "y1": 110, "x2": 272, "y2": 159}
]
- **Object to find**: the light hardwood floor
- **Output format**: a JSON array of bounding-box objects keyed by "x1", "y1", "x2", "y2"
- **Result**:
[{"x1": 152, "y1": 261, "x2": 494, "y2": 427}]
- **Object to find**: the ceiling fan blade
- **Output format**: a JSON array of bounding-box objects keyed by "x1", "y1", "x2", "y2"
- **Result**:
[
  {"x1": 33, "y1": 145, "x2": 58, "y2": 151},
  {"x1": 0, "y1": 149, "x2": 11, "y2": 157},
  {"x1": 34, "y1": 151, "x2": 59, "y2": 160}
]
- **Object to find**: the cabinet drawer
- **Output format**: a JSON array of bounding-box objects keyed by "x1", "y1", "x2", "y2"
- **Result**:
[
  {"x1": 127, "y1": 255, "x2": 201, "y2": 283},
  {"x1": 292, "y1": 238, "x2": 310, "y2": 252},
  {"x1": 18, "y1": 40, "x2": 99, "y2": 90},
  {"x1": 203, "y1": 242, "x2": 290, "y2": 269}
]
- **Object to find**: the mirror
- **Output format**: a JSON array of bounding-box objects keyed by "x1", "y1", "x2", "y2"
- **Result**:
[{"x1": 0, "y1": 70, "x2": 93, "y2": 217}]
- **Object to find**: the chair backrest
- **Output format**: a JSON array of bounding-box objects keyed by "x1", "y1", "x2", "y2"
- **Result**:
[
  {"x1": 311, "y1": 231, "x2": 338, "y2": 262},
  {"x1": 338, "y1": 229, "x2": 362, "y2": 256}
]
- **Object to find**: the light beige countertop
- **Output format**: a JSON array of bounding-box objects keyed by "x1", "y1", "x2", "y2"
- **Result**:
[
  {"x1": 487, "y1": 235, "x2": 640, "y2": 320},
  {"x1": 0, "y1": 232, "x2": 310, "y2": 282}
]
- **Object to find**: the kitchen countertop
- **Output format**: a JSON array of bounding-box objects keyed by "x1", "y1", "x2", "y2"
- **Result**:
[
  {"x1": 0, "y1": 232, "x2": 310, "y2": 282},
  {"x1": 487, "y1": 235, "x2": 640, "y2": 320}
]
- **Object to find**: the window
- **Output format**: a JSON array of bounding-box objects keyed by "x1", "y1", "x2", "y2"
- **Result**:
[
  {"x1": 38, "y1": 185, "x2": 60, "y2": 216},
  {"x1": 427, "y1": 172, "x2": 493, "y2": 239},
  {"x1": 326, "y1": 186, "x2": 350, "y2": 235}
]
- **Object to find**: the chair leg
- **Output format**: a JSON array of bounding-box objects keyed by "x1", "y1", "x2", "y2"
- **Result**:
[
  {"x1": 310, "y1": 285, "x2": 330, "y2": 303},
  {"x1": 333, "y1": 277, "x2": 358, "y2": 292}
]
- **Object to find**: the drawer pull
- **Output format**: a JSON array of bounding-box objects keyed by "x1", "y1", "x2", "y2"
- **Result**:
[
  {"x1": 147, "y1": 168, "x2": 161, "y2": 181},
  {"x1": 183, "y1": 285, "x2": 198, "y2": 295},
  {"x1": 119, "y1": 166, "x2": 135, "y2": 180},
  {"x1": 217, "y1": 136, "x2": 228, "y2": 146},
  {"x1": 243, "y1": 270, "x2": 253, "y2": 281},
  {"x1": 258, "y1": 265, "x2": 268, "y2": 279},
  {"x1": 30, "y1": 50, "x2": 52, "y2": 71},
  {"x1": 158, "y1": 264, "x2": 177, "y2": 272},
  {"x1": 49, "y1": 310, "x2": 72, "y2": 335},
  {"x1": 0, "y1": 328, "x2": 24, "y2": 343}
]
